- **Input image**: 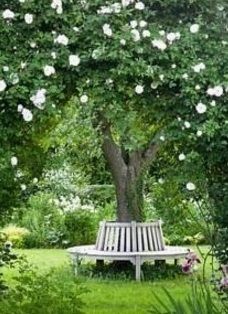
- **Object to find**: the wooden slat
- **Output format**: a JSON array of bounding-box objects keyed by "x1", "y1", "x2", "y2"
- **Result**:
[
  {"x1": 106, "y1": 222, "x2": 131, "y2": 227},
  {"x1": 126, "y1": 227, "x2": 131, "y2": 252},
  {"x1": 120, "y1": 227, "x2": 125, "y2": 252},
  {"x1": 155, "y1": 225, "x2": 162, "y2": 250},
  {"x1": 104, "y1": 227, "x2": 110, "y2": 251},
  {"x1": 108, "y1": 227, "x2": 114, "y2": 251},
  {"x1": 131, "y1": 221, "x2": 137, "y2": 252},
  {"x1": 114, "y1": 227, "x2": 120, "y2": 252},
  {"x1": 158, "y1": 220, "x2": 165, "y2": 250},
  {"x1": 142, "y1": 227, "x2": 148, "y2": 251},
  {"x1": 147, "y1": 226, "x2": 154, "y2": 251},
  {"x1": 151, "y1": 226, "x2": 158, "y2": 251},
  {"x1": 96, "y1": 221, "x2": 106, "y2": 250},
  {"x1": 137, "y1": 227, "x2": 142, "y2": 252}
]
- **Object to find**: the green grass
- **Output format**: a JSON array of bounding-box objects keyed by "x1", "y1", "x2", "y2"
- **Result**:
[{"x1": 3, "y1": 247, "x2": 213, "y2": 314}]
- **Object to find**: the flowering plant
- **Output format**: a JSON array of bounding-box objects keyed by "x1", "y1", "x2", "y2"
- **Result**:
[{"x1": 182, "y1": 249, "x2": 201, "y2": 274}]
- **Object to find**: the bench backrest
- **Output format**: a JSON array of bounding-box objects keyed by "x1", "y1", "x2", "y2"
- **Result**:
[{"x1": 95, "y1": 221, "x2": 165, "y2": 252}]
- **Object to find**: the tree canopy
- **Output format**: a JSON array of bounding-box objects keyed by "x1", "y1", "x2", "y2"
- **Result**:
[{"x1": 0, "y1": 0, "x2": 227, "y2": 221}]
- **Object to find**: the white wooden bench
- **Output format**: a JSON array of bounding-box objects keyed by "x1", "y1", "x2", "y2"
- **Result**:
[{"x1": 67, "y1": 220, "x2": 188, "y2": 280}]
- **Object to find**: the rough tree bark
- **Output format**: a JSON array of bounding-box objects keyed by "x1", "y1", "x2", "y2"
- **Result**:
[{"x1": 100, "y1": 120, "x2": 159, "y2": 222}]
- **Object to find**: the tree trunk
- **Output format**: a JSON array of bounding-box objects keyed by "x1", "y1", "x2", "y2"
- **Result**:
[
  {"x1": 100, "y1": 119, "x2": 159, "y2": 222},
  {"x1": 115, "y1": 162, "x2": 144, "y2": 222}
]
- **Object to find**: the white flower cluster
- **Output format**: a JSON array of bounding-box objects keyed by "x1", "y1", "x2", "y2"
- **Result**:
[
  {"x1": 54, "y1": 195, "x2": 95, "y2": 214},
  {"x1": 192, "y1": 62, "x2": 206, "y2": 73},
  {"x1": 152, "y1": 31, "x2": 180, "y2": 51},
  {"x1": 54, "y1": 34, "x2": 69, "y2": 45},
  {"x1": 207, "y1": 85, "x2": 223, "y2": 97},
  {"x1": 43, "y1": 65, "x2": 55, "y2": 77},
  {"x1": 98, "y1": 3, "x2": 121, "y2": 14},
  {"x1": 18, "y1": 105, "x2": 33, "y2": 122},
  {"x1": 51, "y1": 0, "x2": 63, "y2": 14},
  {"x1": 30, "y1": 89, "x2": 46, "y2": 109},
  {"x1": 103, "y1": 24, "x2": 113, "y2": 37}
]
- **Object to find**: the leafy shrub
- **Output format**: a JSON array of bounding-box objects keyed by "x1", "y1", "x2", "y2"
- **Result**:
[
  {"x1": 0, "y1": 261, "x2": 86, "y2": 314},
  {"x1": 0, "y1": 233, "x2": 18, "y2": 296},
  {"x1": 0, "y1": 225, "x2": 30, "y2": 248},
  {"x1": 19, "y1": 193, "x2": 65, "y2": 248},
  {"x1": 64, "y1": 210, "x2": 97, "y2": 246}
]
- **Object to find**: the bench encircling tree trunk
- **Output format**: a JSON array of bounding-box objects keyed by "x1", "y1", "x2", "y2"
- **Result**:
[{"x1": 68, "y1": 220, "x2": 187, "y2": 281}]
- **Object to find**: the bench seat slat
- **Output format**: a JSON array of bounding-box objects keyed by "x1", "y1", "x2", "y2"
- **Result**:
[{"x1": 114, "y1": 227, "x2": 120, "y2": 252}]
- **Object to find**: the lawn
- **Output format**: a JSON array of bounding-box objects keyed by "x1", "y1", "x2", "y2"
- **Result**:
[{"x1": 3, "y1": 247, "x2": 212, "y2": 314}]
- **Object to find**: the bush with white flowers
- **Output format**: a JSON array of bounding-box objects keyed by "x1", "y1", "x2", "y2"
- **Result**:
[{"x1": 0, "y1": 1, "x2": 227, "y2": 231}]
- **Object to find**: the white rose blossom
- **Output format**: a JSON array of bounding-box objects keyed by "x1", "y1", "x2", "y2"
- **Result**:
[
  {"x1": 196, "y1": 102, "x2": 207, "y2": 114},
  {"x1": 184, "y1": 121, "x2": 191, "y2": 128},
  {"x1": 135, "y1": 85, "x2": 144, "y2": 94},
  {"x1": 192, "y1": 62, "x2": 205, "y2": 73},
  {"x1": 131, "y1": 29, "x2": 140, "y2": 42},
  {"x1": 207, "y1": 86, "x2": 223, "y2": 97},
  {"x1": 54, "y1": 34, "x2": 69, "y2": 45},
  {"x1": 22, "y1": 108, "x2": 33, "y2": 122},
  {"x1": 30, "y1": 89, "x2": 46, "y2": 109},
  {"x1": 135, "y1": 2, "x2": 145, "y2": 10},
  {"x1": 51, "y1": 0, "x2": 63, "y2": 14},
  {"x1": 80, "y1": 95, "x2": 89, "y2": 103},
  {"x1": 190, "y1": 24, "x2": 199, "y2": 33},
  {"x1": 43, "y1": 65, "x2": 55, "y2": 77},
  {"x1": 24, "y1": 13, "x2": 33, "y2": 24},
  {"x1": 103, "y1": 24, "x2": 113, "y2": 37},
  {"x1": 11, "y1": 157, "x2": 18, "y2": 167},
  {"x1": 69, "y1": 55, "x2": 81, "y2": 66},
  {"x1": 186, "y1": 182, "x2": 196, "y2": 191},
  {"x1": 152, "y1": 39, "x2": 167, "y2": 51},
  {"x1": 178, "y1": 154, "x2": 186, "y2": 161},
  {"x1": 0, "y1": 80, "x2": 7, "y2": 92},
  {"x1": 142, "y1": 30, "x2": 150, "y2": 38},
  {"x1": 2, "y1": 9, "x2": 15, "y2": 19}
]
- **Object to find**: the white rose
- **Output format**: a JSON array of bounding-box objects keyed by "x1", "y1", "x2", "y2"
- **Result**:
[
  {"x1": 196, "y1": 130, "x2": 203, "y2": 137},
  {"x1": 11, "y1": 157, "x2": 18, "y2": 167},
  {"x1": 43, "y1": 65, "x2": 55, "y2": 77},
  {"x1": 130, "y1": 20, "x2": 138, "y2": 28},
  {"x1": 184, "y1": 121, "x2": 191, "y2": 128},
  {"x1": 54, "y1": 34, "x2": 69, "y2": 46},
  {"x1": 135, "y1": 2, "x2": 145, "y2": 10},
  {"x1": 80, "y1": 95, "x2": 88, "y2": 103},
  {"x1": 2, "y1": 9, "x2": 15, "y2": 19},
  {"x1": 0, "y1": 80, "x2": 7, "y2": 92},
  {"x1": 152, "y1": 39, "x2": 167, "y2": 51},
  {"x1": 139, "y1": 20, "x2": 147, "y2": 28},
  {"x1": 196, "y1": 102, "x2": 207, "y2": 114},
  {"x1": 22, "y1": 108, "x2": 33, "y2": 122},
  {"x1": 120, "y1": 39, "x2": 126, "y2": 45},
  {"x1": 142, "y1": 30, "x2": 150, "y2": 38},
  {"x1": 30, "y1": 89, "x2": 46, "y2": 109},
  {"x1": 131, "y1": 29, "x2": 140, "y2": 42},
  {"x1": 69, "y1": 55, "x2": 81, "y2": 67},
  {"x1": 178, "y1": 154, "x2": 186, "y2": 161},
  {"x1": 24, "y1": 13, "x2": 33, "y2": 24},
  {"x1": 186, "y1": 182, "x2": 196, "y2": 191},
  {"x1": 135, "y1": 85, "x2": 144, "y2": 94},
  {"x1": 190, "y1": 24, "x2": 199, "y2": 33}
]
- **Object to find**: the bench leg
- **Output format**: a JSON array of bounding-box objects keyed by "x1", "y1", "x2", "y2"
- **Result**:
[
  {"x1": 174, "y1": 259, "x2": 179, "y2": 266},
  {"x1": 135, "y1": 256, "x2": 141, "y2": 281}
]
